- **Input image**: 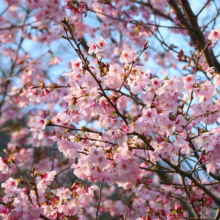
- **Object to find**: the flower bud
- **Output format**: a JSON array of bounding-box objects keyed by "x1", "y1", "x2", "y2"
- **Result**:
[
  {"x1": 46, "y1": 119, "x2": 51, "y2": 126},
  {"x1": 8, "y1": 157, "x2": 13, "y2": 163},
  {"x1": 17, "y1": 178, "x2": 22, "y2": 184}
]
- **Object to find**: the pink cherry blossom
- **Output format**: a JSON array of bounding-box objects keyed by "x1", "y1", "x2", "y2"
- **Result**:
[
  {"x1": 1, "y1": 178, "x2": 18, "y2": 197},
  {"x1": 1, "y1": 1, "x2": 220, "y2": 219},
  {"x1": 120, "y1": 47, "x2": 136, "y2": 64},
  {"x1": 37, "y1": 170, "x2": 56, "y2": 190},
  {"x1": 0, "y1": 157, "x2": 8, "y2": 174},
  {"x1": 56, "y1": 187, "x2": 71, "y2": 200},
  {"x1": 31, "y1": 116, "x2": 47, "y2": 130},
  {"x1": 30, "y1": 128, "x2": 45, "y2": 140},
  {"x1": 204, "y1": 66, "x2": 215, "y2": 78},
  {"x1": 26, "y1": 88, "x2": 40, "y2": 102},
  {"x1": 88, "y1": 41, "x2": 97, "y2": 55},
  {"x1": 47, "y1": 56, "x2": 62, "y2": 65},
  {"x1": 208, "y1": 28, "x2": 220, "y2": 41},
  {"x1": 214, "y1": 74, "x2": 220, "y2": 87}
]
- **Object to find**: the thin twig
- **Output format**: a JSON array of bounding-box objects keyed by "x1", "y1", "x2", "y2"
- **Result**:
[
  {"x1": 55, "y1": 164, "x2": 72, "y2": 177},
  {"x1": 184, "y1": 110, "x2": 219, "y2": 128},
  {"x1": 196, "y1": 0, "x2": 212, "y2": 17},
  {"x1": 124, "y1": 183, "x2": 138, "y2": 220},
  {"x1": 0, "y1": 5, "x2": 10, "y2": 17},
  {"x1": 95, "y1": 179, "x2": 104, "y2": 220}
]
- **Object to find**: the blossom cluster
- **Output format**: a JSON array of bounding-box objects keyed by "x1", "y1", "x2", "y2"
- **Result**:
[{"x1": 1, "y1": 0, "x2": 220, "y2": 219}]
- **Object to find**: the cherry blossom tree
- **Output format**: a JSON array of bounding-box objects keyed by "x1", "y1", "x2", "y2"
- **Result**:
[{"x1": 1, "y1": 0, "x2": 220, "y2": 219}]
